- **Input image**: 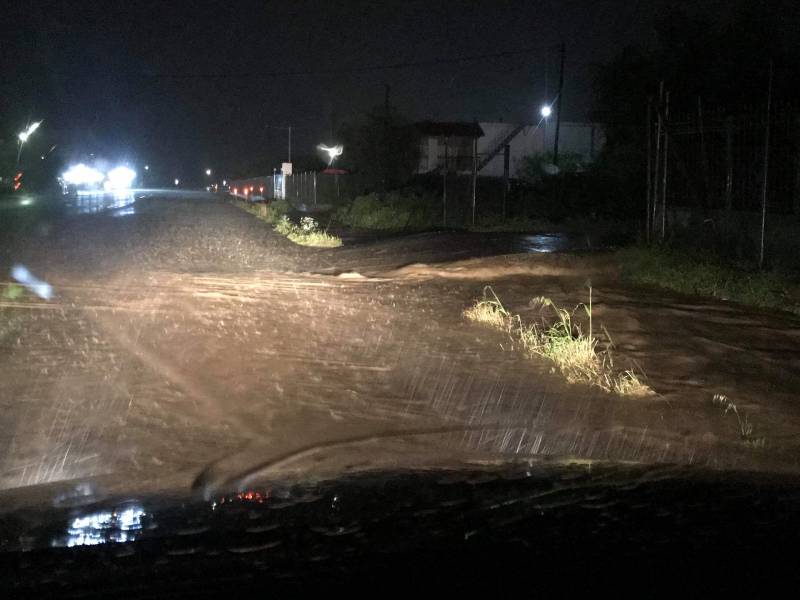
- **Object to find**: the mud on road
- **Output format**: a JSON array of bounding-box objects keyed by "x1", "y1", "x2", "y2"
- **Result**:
[{"x1": 1, "y1": 194, "x2": 799, "y2": 494}]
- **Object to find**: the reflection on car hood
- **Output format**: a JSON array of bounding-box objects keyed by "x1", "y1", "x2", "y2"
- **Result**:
[{"x1": 1, "y1": 460, "x2": 800, "y2": 595}]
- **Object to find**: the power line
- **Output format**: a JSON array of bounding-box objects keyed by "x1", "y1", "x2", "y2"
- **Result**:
[{"x1": 136, "y1": 45, "x2": 558, "y2": 80}]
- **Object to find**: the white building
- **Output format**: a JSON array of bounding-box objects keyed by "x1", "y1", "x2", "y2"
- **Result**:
[{"x1": 415, "y1": 120, "x2": 605, "y2": 178}]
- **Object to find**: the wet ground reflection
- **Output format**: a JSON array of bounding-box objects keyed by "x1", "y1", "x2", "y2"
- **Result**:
[
  {"x1": 61, "y1": 504, "x2": 146, "y2": 547},
  {"x1": 63, "y1": 191, "x2": 137, "y2": 216},
  {"x1": 514, "y1": 233, "x2": 581, "y2": 253}
]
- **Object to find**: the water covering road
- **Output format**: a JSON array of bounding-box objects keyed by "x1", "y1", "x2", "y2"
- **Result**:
[{"x1": 0, "y1": 191, "x2": 798, "y2": 496}]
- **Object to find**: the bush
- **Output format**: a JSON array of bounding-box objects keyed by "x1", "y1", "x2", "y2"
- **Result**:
[
  {"x1": 336, "y1": 191, "x2": 436, "y2": 230},
  {"x1": 517, "y1": 151, "x2": 586, "y2": 185},
  {"x1": 268, "y1": 199, "x2": 290, "y2": 222}
]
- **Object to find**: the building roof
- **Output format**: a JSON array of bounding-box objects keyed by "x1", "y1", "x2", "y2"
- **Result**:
[{"x1": 414, "y1": 121, "x2": 484, "y2": 138}]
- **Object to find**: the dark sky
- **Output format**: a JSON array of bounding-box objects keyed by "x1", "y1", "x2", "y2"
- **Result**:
[{"x1": 0, "y1": 0, "x2": 784, "y2": 182}]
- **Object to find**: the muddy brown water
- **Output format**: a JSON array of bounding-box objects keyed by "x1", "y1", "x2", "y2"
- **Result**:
[{"x1": 0, "y1": 194, "x2": 798, "y2": 496}]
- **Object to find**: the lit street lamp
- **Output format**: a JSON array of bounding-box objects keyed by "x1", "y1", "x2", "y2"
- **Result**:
[
  {"x1": 144, "y1": 165, "x2": 150, "y2": 171},
  {"x1": 174, "y1": 178, "x2": 180, "y2": 186},
  {"x1": 17, "y1": 121, "x2": 42, "y2": 144},
  {"x1": 540, "y1": 104, "x2": 552, "y2": 118},
  {"x1": 317, "y1": 144, "x2": 343, "y2": 166},
  {"x1": 16, "y1": 120, "x2": 43, "y2": 167},
  {"x1": 205, "y1": 168, "x2": 212, "y2": 176}
]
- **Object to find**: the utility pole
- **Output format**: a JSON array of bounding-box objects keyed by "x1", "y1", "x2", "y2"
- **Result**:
[
  {"x1": 552, "y1": 42, "x2": 565, "y2": 166},
  {"x1": 287, "y1": 125, "x2": 292, "y2": 163}
]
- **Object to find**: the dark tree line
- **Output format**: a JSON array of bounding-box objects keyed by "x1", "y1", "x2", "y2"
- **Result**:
[{"x1": 591, "y1": 2, "x2": 800, "y2": 215}]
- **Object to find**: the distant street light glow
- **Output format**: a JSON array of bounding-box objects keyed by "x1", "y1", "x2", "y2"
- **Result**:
[
  {"x1": 144, "y1": 165, "x2": 150, "y2": 171},
  {"x1": 540, "y1": 105, "x2": 552, "y2": 118},
  {"x1": 317, "y1": 143, "x2": 344, "y2": 166},
  {"x1": 174, "y1": 178, "x2": 180, "y2": 186},
  {"x1": 205, "y1": 168, "x2": 212, "y2": 176}
]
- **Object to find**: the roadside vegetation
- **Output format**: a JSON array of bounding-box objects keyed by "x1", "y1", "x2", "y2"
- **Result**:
[
  {"x1": 617, "y1": 246, "x2": 800, "y2": 316},
  {"x1": 712, "y1": 393, "x2": 765, "y2": 448},
  {"x1": 232, "y1": 198, "x2": 342, "y2": 247},
  {"x1": 335, "y1": 191, "x2": 436, "y2": 231},
  {"x1": 274, "y1": 215, "x2": 342, "y2": 248},
  {"x1": 464, "y1": 287, "x2": 651, "y2": 397}
]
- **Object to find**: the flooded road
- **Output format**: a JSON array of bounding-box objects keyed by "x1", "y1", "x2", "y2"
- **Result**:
[{"x1": 0, "y1": 193, "x2": 798, "y2": 495}]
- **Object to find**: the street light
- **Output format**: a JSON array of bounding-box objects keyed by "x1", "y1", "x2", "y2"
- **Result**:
[
  {"x1": 144, "y1": 165, "x2": 150, "y2": 171},
  {"x1": 17, "y1": 121, "x2": 42, "y2": 144},
  {"x1": 205, "y1": 168, "x2": 212, "y2": 176},
  {"x1": 317, "y1": 144, "x2": 343, "y2": 166},
  {"x1": 16, "y1": 120, "x2": 43, "y2": 167},
  {"x1": 540, "y1": 104, "x2": 552, "y2": 118},
  {"x1": 174, "y1": 178, "x2": 180, "y2": 186}
]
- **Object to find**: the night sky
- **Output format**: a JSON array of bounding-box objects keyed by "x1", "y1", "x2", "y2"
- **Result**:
[{"x1": 1, "y1": 0, "x2": 793, "y2": 183}]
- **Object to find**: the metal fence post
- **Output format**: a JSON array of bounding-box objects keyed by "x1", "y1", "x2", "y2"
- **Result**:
[
  {"x1": 471, "y1": 135, "x2": 477, "y2": 226},
  {"x1": 660, "y1": 91, "x2": 670, "y2": 242},
  {"x1": 646, "y1": 97, "x2": 652, "y2": 244},
  {"x1": 759, "y1": 61, "x2": 774, "y2": 270}
]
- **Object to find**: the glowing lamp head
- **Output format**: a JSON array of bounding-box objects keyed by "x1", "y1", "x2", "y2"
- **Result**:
[
  {"x1": 18, "y1": 121, "x2": 42, "y2": 143},
  {"x1": 205, "y1": 168, "x2": 212, "y2": 176},
  {"x1": 317, "y1": 143, "x2": 344, "y2": 166},
  {"x1": 174, "y1": 178, "x2": 180, "y2": 186},
  {"x1": 540, "y1": 105, "x2": 552, "y2": 118}
]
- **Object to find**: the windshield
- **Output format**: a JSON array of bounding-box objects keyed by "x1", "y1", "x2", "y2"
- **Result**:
[{"x1": 1, "y1": 0, "x2": 799, "y2": 509}]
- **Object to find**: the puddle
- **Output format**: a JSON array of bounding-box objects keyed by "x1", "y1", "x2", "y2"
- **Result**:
[
  {"x1": 515, "y1": 233, "x2": 576, "y2": 253},
  {"x1": 511, "y1": 231, "x2": 631, "y2": 254}
]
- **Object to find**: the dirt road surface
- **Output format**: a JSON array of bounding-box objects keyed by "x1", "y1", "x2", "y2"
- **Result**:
[{"x1": 1, "y1": 193, "x2": 798, "y2": 495}]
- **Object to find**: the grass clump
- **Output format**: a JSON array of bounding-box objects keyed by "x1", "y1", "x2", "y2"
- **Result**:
[
  {"x1": 233, "y1": 198, "x2": 290, "y2": 225},
  {"x1": 618, "y1": 246, "x2": 800, "y2": 315},
  {"x1": 275, "y1": 216, "x2": 342, "y2": 248},
  {"x1": 232, "y1": 197, "x2": 341, "y2": 247},
  {"x1": 712, "y1": 393, "x2": 764, "y2": 447},
  {"x1": 464, "y1": 287, "x2": 651, "y2": 397},
  {"x1": 462, "y1": 290, "x2": 511, "y2": 329}
]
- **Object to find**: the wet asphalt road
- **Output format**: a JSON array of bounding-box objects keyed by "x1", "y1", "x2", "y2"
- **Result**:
[{"x1": 0, "y1": 191, "x2": 797, "y2": 495}]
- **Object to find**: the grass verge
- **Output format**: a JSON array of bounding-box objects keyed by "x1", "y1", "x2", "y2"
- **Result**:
[
  {"x1": 231, "y1": 198, "x2": 342, "y2": 248},
  {"x1": 464, "y1": 287, "x2": 651, "y2": 397},
  {"x1": 274, "y1": 215, "x2": 342, "y2": 248},
  {"x1": 617, "y1": 246, "x2": 800, "y2": 315}
]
